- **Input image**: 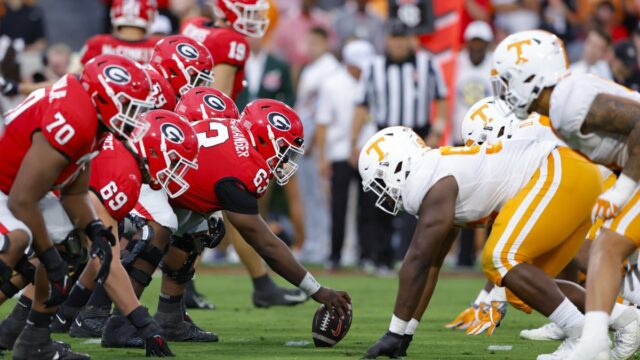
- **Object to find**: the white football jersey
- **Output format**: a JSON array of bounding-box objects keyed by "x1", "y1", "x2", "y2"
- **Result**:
[
  {"x1": 510, "y1": 114, "x2": 566, "y2": 147},
  {"x1": 401, "y1": 138, "x2": 556, "y2": 226},
  {"x1": 550, "y1": 73, "x2": 631, "y2": 169}
]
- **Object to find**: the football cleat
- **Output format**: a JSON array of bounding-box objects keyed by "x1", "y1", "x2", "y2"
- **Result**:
[
  {"x1": 537, "y1": 327, "x2": 581, "y2": 360},
  {"x1": 69, "y1": 305, "x2": 111, "y2": 338},
  {"x1": 520, "y1": 322, "x2": 566, "y2": 341},
  {"x1": 184, "y1": 280, "x2": 215, "y2": 310},
  {"x1": 154, "y1": 309, "x2": 218, "y2": 342},
  {"x1": 101, "y1": 314, "x2": 144, "y2": 348},
  {"x1": 252, "y1": 286, "x2": 309, "y2": 308},
  {"x1": 611, "y1": 307, "x2": 640, "y2": 360},
  {"x1": 13, "y1": 324, "x2": 90, "y2": 360},
  {"x1": 51, "y1": 306, "x2": 81, "y2": 333},
  {"x1": 0, "y1": 311, "x2": 26, "y2": 351}
]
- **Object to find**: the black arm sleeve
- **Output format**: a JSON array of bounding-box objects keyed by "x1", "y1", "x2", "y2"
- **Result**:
[{"x1": 214, "y1": 177, "x2": 259, "y2": 215}]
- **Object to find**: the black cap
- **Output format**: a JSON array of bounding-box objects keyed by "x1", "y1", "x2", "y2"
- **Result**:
[
  {"x1": 614, "y1": 41, "x2": 638, "y2": 69},
  {"x1": 386, "y1": 19, "x2": 412, "y2": 37}
]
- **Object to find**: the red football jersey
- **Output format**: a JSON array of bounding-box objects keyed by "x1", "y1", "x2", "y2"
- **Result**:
[
  {"x1": 170, "y1": 119, "x2": 270, "y2": 213},
  {"x1": 89, "y1": 134, "x2": 142, "y2": 221},
  {"x1": 0, "y1": 75, "x2": 102, "y2": 194},
  {"x1": 81, "y1": 34, "x2": 163, "y2": 65},
  {"x1": 181, "y1": 18, "x2": 248, "y2": 100}
]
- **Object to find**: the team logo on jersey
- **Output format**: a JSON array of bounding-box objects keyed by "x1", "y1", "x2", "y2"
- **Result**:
[
  {"x1": 176, "y1": 43, "x2": 199, "y2": 60},
  {"x1": 161, "y1": 123, "x2": 185, "y2": 144},
  {"x1": 204, "y1": 94, "x2": 226, "y2": 111},
  {"x1": 267, "y1": 112, "x2": 291, "y2": 132},
  {"x1": 103, "y1": 66, "x2": 131, "y2": 84}
]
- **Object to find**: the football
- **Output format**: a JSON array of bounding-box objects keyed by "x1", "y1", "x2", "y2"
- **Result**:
[{"x1": 311, "y1": 304, "x2": 352, "y2": 347}]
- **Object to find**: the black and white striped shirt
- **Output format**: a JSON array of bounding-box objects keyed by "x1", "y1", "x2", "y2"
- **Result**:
[{"x1": 356, "y1": 50, "x2": 447, "y2": 136}]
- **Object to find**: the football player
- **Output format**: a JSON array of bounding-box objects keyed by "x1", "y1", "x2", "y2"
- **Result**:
[
  {"x1": 80, "y1": 0, "x2": 162, "y2": 66},
  {"x1": 359, "y1": 126, "x2": 639, "y2": 360},
  {"x1": 492, "y1": 30, "x2": 640, "y2": 360},
  {"x1": 1, "y1": 110, "x2": 196, "y2": 357},
  {"x1": 0, "y1": 54, "x2": 154, "y2": 359},
  {"x1": 104, "y1": 98, "x2": 351, "y2": 347}
]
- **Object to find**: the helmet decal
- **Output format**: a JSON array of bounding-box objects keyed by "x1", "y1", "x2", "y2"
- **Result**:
[
  {"x1": 176, "y1": 43, "x2": 199, "y2": 59},
  {"x1": 267, "y1": 112, "x2": 291, "y2": 131},
  {"x1": 469, "y1": 103, "x2": 493, "y2": 126},
  {"x1": 366, "y1": 137, "x2": 386, "y2": 161},
  {"x1": 161, "y1": 123, "x2": 185, "y2": 144},
  {"x1": 204, "y1": 94, "x2": 226, "y2": 111},
  {"x1": 104, "y1": 65, "x2": 131, "y2": 84},
  {"x1": 506, "y1": 39, "x2": 532, "y2": 64}
]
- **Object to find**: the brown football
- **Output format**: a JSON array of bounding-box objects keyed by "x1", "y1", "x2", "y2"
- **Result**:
[{"x1": 311, "y1": 304, "x2": 352, "y2": 347}]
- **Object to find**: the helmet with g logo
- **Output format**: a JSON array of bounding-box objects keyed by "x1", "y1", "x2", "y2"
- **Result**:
[
  {"x1": 81, "y1": 54, "x2": 154, "y2": 142},
  {"x1": 150, "y1": 35, "x2": 214, "y2": 96},
  {"x1": 174, "y1": 86, "x2": 239, "y2": 122},
  {"x1": 144, "y1": 64, "x2": 177, "y2": 111},
  {"x1": 210, "y1": 0, "x2": 270, "y2": 38},
  {"x1": 238, "y1": 99, "x2": 304, "y2": 185},
  {"x1": 110, "y1": 0, "x2": 157, "y2": 30},
  {"x1": 130, "y1": 109, "x2": 199, "y2": 198}
]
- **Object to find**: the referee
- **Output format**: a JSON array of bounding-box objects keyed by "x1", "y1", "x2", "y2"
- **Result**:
[{"x1": 350, "y1": 20, "x2": 449, "y2": 273}]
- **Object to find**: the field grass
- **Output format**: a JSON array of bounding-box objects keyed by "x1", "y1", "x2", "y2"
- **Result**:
[{"x1": 0, "y1": 270, "x2": 615, "y2": 359}]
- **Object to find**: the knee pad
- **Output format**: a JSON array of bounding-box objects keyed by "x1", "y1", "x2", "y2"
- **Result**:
[
  {"x1": 122, "y1": 240, "x2": 165, "y2": 287},
  {"x1": 14, "y1": 255, "x2": 34, "y2": 284},
  {"x1": 0, "y1": 259, "x2": 11, "y2": 283},
  {"x1": 159, "y1": 235, "x2": 203, "y2": 284}
]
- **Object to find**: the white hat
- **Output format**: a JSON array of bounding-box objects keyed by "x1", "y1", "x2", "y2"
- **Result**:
[
  {"x1": 149, "y1": 14, "x2": 172, "y2": 35},
  {"x1": 464, "y1": 21, "x2": 493, "y2": 42},
  {"x1": 342, "y1": 40, "x2": 376, "y2": 70}
]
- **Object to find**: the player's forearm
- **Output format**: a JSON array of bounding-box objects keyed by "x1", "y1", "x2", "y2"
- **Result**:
[
  {"x1": 394, "y1": 250, "x2": 432, "y2": 320},
  {"x1": 212, "y1": 64, "x2": 236, "y2": 97},
  {"x1": 623, "y1": 121, "x2": 640, "y2": 181},
  {"x1": 350, "y1": 106, "x2": 367, "y2": 150},
  {"x1": 248, "y1": 230, "x2": 307, "y2": 286},
  {"x1": 315, "y1": 125, "x2": 327, "y2": 160},
  {"x1": 60, "y1": 192, "x2": 99, "y2": 231},
  {"x1": 7, "y1": 199, "x2": 52, "y2": 252}
]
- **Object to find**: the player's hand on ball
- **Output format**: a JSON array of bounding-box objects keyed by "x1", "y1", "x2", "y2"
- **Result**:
[
  {"x1": 466, "y1": 301, "x2": 507, "y2": 336},
  {"x1": 311, "y1": 287, "x2": 351, "y2": 318},
  {"x1": 145, "y1": 334, "x2": 174, "y2": 357},
  {"x1": 363, "y1": 331, "x2": 404, "y2": 359}
]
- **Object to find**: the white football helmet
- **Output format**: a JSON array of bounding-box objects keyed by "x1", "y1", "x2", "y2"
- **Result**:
[
  {"x1": 461, "y1": 97, "x2": 515, "y2": 146},
  {"x1": 492, "y1": 30, "x2": 569, "y2": 119},
  {"x1": 359, "y1": 126, "x2": 429, "y2": 215}
]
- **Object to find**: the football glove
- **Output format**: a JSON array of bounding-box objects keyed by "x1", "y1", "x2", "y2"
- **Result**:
[
  {"x1": 466, "y1": 301, "x2": 507, "y2": 336},
  {"x1": 39, "y1": 247, "x2": 72, "y2": 308},
  {"x1": 592, "y1": 174, "x2": 637, "y2": 221},
  {"x1": 85, "y1": 220, "x2": 115, "y2": 284},
  {"x1": 445, "y1": 304, "x2": 481, "y2": 330}
]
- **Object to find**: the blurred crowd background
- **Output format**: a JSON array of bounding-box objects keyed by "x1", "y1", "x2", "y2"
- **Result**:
[{"x1": 0, "y1": 0, "x2": 636, "y2": 276}]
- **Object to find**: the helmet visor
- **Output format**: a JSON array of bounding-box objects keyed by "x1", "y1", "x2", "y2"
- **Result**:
[
  {"x1": 268, "y1": 138, "x2": 303, "y2": 185},
  {"x1": 156, "y1": 149, "x2": 198, "y2": 198},
  {"x1": 110, "y1": 93, "x2": 154, "y2": 142}
]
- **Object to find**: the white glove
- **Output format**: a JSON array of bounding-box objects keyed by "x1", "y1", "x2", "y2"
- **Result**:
[{"x1": 592, "y1": 174, "x2": 637, "y2": 221}]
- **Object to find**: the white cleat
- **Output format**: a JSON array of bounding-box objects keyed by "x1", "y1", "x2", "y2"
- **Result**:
[
  {"x1": 610, "y1": 307, "x2": 640, "y2": 360},
  {"x1": 520, "y1": 322, "x2": 566, "y2": 341},
  {"x1": 565, "y1": 335, "x2": 610, "y2": 360},
  {"x1": 537, "y1": 327, "x2": 582, "y2": 360}
]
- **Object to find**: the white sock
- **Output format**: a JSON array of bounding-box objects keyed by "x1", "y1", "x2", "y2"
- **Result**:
[
  {"x1": 389, "y1": 314, "x2": 407, "y2": 335},
  {"x1": 487, "y1": 286, "x2": 507, "y2": 302},
  {"x1": 474, "y1": 289, "x2": 489, "y2": 306},
  {"x1": 548, "y1": 297, "x2": 584, "y2": 332},
  {"x1": 582, "y1": 311, "x2": 610, "y2": 344},
  {"x1": 405, "y1": 318, "x2": 419, "y2": 335}
]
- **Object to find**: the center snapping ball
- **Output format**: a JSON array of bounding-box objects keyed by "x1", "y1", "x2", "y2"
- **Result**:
[{"x1": 311, "y1": 304, "x2": 352, "y2": 347}]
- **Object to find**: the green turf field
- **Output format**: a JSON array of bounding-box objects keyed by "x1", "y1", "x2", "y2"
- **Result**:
[{"x1": 0, "y1": 271, "x2": 625, "y2": 359}]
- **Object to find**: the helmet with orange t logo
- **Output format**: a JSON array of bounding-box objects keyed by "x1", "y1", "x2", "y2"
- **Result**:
[{"x1": 358, "y1": 126, "x2": 428, "y2": 215}]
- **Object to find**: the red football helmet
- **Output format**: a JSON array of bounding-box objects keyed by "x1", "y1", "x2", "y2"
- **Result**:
[
  {"x1": 150, "y1": 35, "x2": 214, "y2": 96},
  {"x1": 81, "y1": 54, "x2": 154, "y2": 142},
  {"x1": 144, "y1": 64, "x2": 177, "y2": 111},
  {"x1": 238, "y1": 99, "x2": 304, "y2": 185},
  {"x1": 175, "y1": 87, "x2": 239, "y2": 122},
  {"x1": 111, "y1": 0, "x2": 158, "y2": 30},
  {"x1": 131, "y1": 109, "x2": 199, "y2": 198},
  {"x1": 211, "y1": 0, "x2": 270, "y2": 38}
]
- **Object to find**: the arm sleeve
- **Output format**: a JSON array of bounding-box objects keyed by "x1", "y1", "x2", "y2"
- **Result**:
[{"x1": 214, "y1": 177, "x2": 259, "y2": 215}]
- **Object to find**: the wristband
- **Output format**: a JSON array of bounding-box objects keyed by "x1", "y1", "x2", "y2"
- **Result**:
[
  {"x1": 85, "y1": 219, "x2": 103, "y2": 237},
  {"x1": 389, "y1": 314, "x2": 408, "y2": 335},
  {"x1": 299, "y1": 272, "x2": 321, "y2": 296},
  {"x1": 615, "y1": 174, "x2": 637, "y2": 198}
]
